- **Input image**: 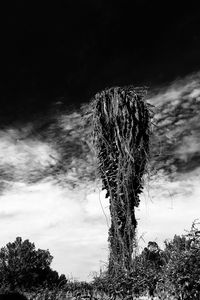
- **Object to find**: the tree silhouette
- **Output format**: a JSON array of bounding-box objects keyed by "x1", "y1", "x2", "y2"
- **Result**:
[{"x1": 0, "y1": 237, "x2": 62, "y2": 289}]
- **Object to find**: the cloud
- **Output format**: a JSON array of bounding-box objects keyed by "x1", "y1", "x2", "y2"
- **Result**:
[
  {"x1": 0, "y1": 180, "x2": 109, "y2": 280},
  {"x1": 0, "y1": 166, "x2": 199, "y2": 280},
  {"x1": 136, "y1": 168, "x2": 200, "y2": 250},
  {"x1": 2, "y1": 71, "x2": 200, "y2": 192},
  {"x1": 0, "y1": 117, "x2": 108, "y2": 280},
  {"x1": 0, "y1": 126, "x2": 58, "y2": 187},
  {"x1": 147, "y1": 71, "x2": 200, "y2": 105},
  {"x1": 146, "y1": 72, "x2": 200, "y2": 176},
  {"x1": 0, "y1": 211, "x2": 18, "y2": 219}
]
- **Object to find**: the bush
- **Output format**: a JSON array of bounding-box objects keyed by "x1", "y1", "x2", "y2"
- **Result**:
[{"x1": 161, "y1": 220, "x2": 200, "y2": 299}]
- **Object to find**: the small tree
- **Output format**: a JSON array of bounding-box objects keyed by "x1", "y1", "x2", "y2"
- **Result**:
[{"x1": 0, "y1": 237, "x2": 61, "y2": 290}]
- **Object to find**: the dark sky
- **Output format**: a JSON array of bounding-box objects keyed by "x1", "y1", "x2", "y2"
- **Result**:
[{"x1": 0, "y1": 0, "x2": 200, "y2": 122}]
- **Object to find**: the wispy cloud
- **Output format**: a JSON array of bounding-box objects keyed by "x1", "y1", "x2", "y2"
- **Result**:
[
  {"x1": 147, "y1": 71, "x2": 200, "y2": 105},
  {"x1": 146, "y1": 72, "x2": 200, "y2": 177},
  {"x1": 0, "y1": 126, "x2": 58, "y2": 187},
  {"x1": 0, "y1": 211, "x2": 18, "y2": 219}
]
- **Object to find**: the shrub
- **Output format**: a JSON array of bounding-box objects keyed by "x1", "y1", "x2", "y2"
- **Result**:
[{"x1": 161, "y1": 220, "x2": 200, "y2": 299}]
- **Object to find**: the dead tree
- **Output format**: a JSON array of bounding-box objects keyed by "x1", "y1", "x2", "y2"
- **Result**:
[{"x1": 87, "y1": 86, "x2": 152, "y2": 276}]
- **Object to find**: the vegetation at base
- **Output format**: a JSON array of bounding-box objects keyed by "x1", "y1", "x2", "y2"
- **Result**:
[
  {"x1": 0, "y1": 221, "x2": 199, "y2": 299},
  {"x1": 92, "y1": 220, "x2": 200, "y2": 300}
]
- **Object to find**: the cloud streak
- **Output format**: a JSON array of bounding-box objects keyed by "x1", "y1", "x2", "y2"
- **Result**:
[{"x1": 0, "y1": 126, "x2": 58, "y2": 189}]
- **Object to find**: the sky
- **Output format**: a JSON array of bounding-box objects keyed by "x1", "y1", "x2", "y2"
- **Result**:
[
  {"x1": 0, "y1": 1, "x2": 200, "y2": 281},
  {"x1": 0, "y1": 73, "x2": 200, "y2": 280},
  {"x1": 1, "y1": 1, "x2": 200, "y2": 112}
]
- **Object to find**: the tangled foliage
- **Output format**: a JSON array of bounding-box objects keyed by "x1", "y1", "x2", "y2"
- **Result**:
[
  {"x1": 91, "y1": 241, "x2": 165, "y2": 299},
  {"x1": 86, "y1": 86, "x2": 152, "y2": 275},
  {"x1": 0, "y1": 280, "x2": 95, "y2": 300},
  {"x1": 159, "y1": 220, "x2": 200, "y2": 300},
  {"x1": 90, "y1": 221, "x2": 200, "y2": 299}
]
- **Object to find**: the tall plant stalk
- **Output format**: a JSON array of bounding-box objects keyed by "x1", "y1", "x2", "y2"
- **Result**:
[{"x1": 87, "y1": 86, "x2": 151, "y2": 276}]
